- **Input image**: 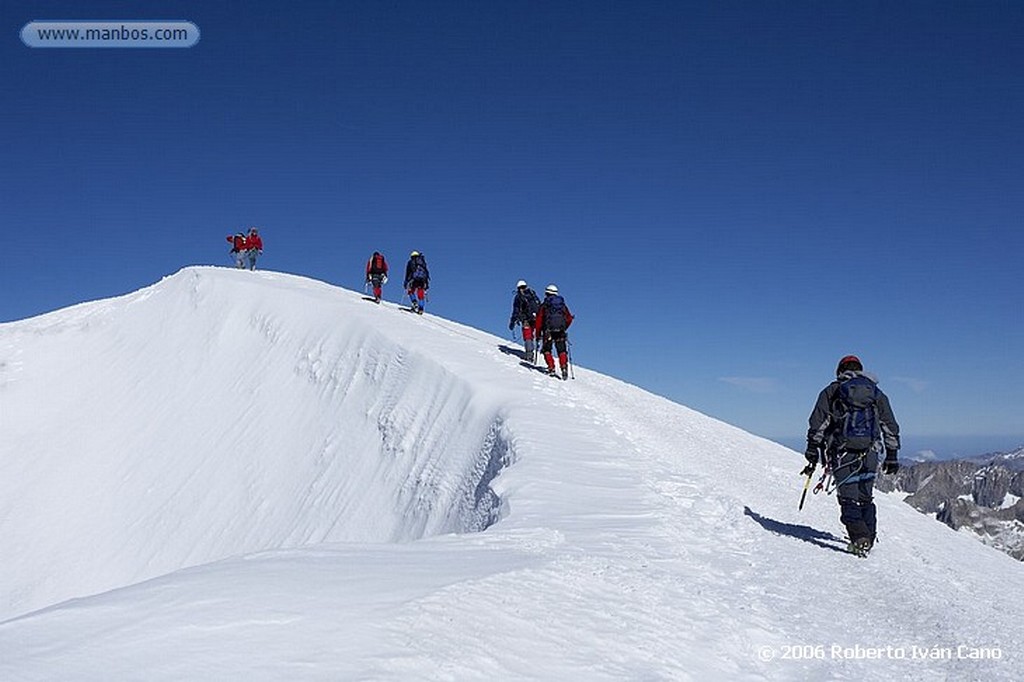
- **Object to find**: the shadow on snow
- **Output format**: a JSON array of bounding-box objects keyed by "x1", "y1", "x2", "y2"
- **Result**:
[
  {"x1": 497, "y1": 344, "x2": 526, "y2": 360},
  {"x1": 743, "y1": 506, "x2": 849, "y2": 554}
]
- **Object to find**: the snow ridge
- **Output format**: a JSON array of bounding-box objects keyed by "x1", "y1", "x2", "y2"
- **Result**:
[
  {"x1": 1, "y1": 267, "x2": 1023, "y2": 680},
  {"x1": 0, "y1": 268, "x2": 510, "y2": 621}
]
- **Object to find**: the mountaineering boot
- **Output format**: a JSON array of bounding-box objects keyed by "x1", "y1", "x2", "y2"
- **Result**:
[
  {"x1": 561, "y1": 366, "x2": 569, "y2": 380},
  {"x1": 848, "y1": 537, "x2": 873, "y2": 557},
  {"x1": 547, "y1": 366, "x2": 557, "y2": 376}
]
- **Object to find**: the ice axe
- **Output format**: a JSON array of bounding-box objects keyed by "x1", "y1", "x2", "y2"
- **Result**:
[{"x1": 798, "y1": 465, "x2": 815, "y2": 511}]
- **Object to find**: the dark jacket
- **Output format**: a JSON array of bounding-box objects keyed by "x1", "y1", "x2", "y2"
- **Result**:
[
  {"x1": 510, "y1": 288, "x2": 540, "y2": 325},
  {"x1": 807, "y1": 371, "x2": 900, "y2": 455}
]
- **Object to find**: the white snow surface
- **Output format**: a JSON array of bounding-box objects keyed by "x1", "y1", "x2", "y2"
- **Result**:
[{"x1": 1, "y1": 267, "x2": 1021, "y2": 680}]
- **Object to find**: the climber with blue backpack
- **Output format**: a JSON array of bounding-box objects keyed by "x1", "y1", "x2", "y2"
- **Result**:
[
  {"x1": 803, "y1": 355, "x2": 901, "y2": 556},
  {"x1": 403, "y1": 251, "x2": 430, "y2": 314},
  {"x1": 534, "y1": 284, "x2": 574, "y2": 380}
]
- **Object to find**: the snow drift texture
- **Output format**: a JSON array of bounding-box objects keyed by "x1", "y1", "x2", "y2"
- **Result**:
[
  {"x1": 1, "y1": 267, "x2": 1022, "y2": 680},
  {"x1": 1, "y1": 268, "x2": 507, "y2": 619}
]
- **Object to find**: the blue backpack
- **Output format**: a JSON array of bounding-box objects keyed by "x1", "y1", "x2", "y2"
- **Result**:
[
  {"x1": 410, "y1": 256, "x2": 428, "y2": 282},
  {"x1": 836, "y1": 375, "x2": 879, "y2": 452},
  {"x1": 542, "y1": 295, "x2": 568, "y2": 332}
]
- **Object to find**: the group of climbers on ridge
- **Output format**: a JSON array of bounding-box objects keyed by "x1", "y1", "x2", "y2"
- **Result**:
[
  {"x1": 508, "y1": 280, "x2": 573, "y2": 380},
  {"x1": 223, "y1": 236, "x2": 901, "y2": 557},
  {"x1": 225, "y1": 228, "x2": 263, "y2": 270}
]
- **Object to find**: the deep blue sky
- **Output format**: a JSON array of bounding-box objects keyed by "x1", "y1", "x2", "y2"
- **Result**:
[{"x1": 3, "y1": 1, "x2": 1022, "y2": 457}]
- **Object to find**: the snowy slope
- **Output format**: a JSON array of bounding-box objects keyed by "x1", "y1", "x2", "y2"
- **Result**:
[{"x1": 1, "y1": 267, "x2": 1021, "y2": 681}]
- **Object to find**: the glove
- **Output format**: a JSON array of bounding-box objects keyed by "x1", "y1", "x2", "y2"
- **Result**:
[
  {"x1": 801, "y1": 443, "x2": 821, "y2": 476},
  {"x1": 509, "y1": 321, "x2": 516, "y2": 331},
  {"x1": 882, "y1": 450, "x2": 899, "y2": 475},
  {"x1": 382, "y1": 275, "x2": 388, "y2": 284},
  {"x1": 804, "y1": 442, "x2": 821, "y2": 466}
]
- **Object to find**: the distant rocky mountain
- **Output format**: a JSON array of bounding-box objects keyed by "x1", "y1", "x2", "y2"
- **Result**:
[
  {"x1": 966, "y1": 446, "x2": 1024, "y2": 471},
  {"x1": 875, "y1": 446, "x2": 1024, "y2": 561}
]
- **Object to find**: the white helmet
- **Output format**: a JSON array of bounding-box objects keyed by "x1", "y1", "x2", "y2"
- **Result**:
[
  {"x1": 545, "y1": 284, "x2": 559, "y2": 295},
  {"x1": 516, "y1": 280, "x2": 528, "y2": 288}
]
